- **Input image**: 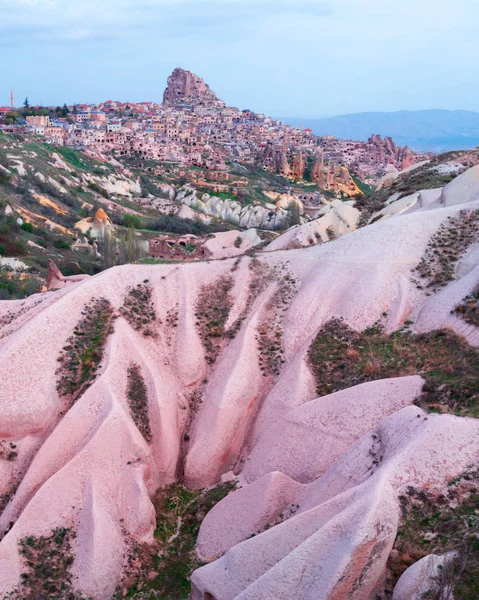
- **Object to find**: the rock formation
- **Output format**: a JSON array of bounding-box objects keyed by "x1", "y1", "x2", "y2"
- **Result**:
[
  {"x1": 262, "y1": 145, "x2": 360, "y2": 196},
  {"x1": 367, "y1": 134, "x2": 415, "y2": 171},
  {"x1": 310, "y1": 153, "x2": 360, "y2": 196},
  {"x1": 163, "y1": 67, "x2": 224, "y2": 107},
  {"x1": 74, "y1": 207, "x2": 114, "y2": 238},
  {"x1": 320, "y1": 134, "x2": 427, "y2": 185},
  {"x1": 265, "y1": 199, "x2": 360, "y2": 249},
  {"x1": 46, "y1": 259, "x2": 90, "y2": 291},
  {"x1": 0, "y1": 165, "x2": 478, "y2": 600},
  {"x1": 291, "y1": 151, "x2": 305, "y2": 180},
  {"x1": 176, "y1": 185, "x2": 295, "y2": 230}
]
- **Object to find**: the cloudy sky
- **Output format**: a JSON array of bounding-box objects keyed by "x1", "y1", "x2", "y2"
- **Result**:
[{"x1": 1, "y1": 0, "x2": 478, "y2": 116}]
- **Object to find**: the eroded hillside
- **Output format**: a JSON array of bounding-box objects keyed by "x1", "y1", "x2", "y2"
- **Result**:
[{"x1": 0, "y1": 153, "x2": 478, "y2": 600}]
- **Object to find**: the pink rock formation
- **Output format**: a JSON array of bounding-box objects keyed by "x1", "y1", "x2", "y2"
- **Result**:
[
  {"x1": 368, "y1": 134, "x2": 415, "y2": 171},
  {"x1": 309, "y1": 153, "x2": 360, "y2": 195},
  {"x1": 191, "y1": 407, "x2": 478, "y2": 600},
  {"x1": 0, "y1": 167, "x2": 478, "y2": 599},
  {"x1": 291, "y1": 151, "x2": 305, "y2": 180},
  {"x1": 163, "y1": 67, "x2": 223, "y2": 107},
  {"x1": 46, "y1": 259, "x2": 89, "y2": 291}
]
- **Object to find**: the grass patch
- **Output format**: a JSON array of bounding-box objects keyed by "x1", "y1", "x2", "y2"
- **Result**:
[
  {"x1": 56, "y1": 297, "x2": 114, "y2": 399},
  {"x1": 120, "y1": 282, "x2": 157, "y2": 337},
  {"x1": 452, "y1": 285, "x2": 479, "y2": 327},
  {"x1": 55, "y1": 146, "x2": 106, "y2": 172},
  {"x1": 414, "y1": 210, "x2": 479, "y2": 292},
  {"x1": 127, "y1": 363, "x2": 152, "y2": 443},
  {"x1": 195, "y1": 275, "x2": 234, "y2": 364},
  {"x1": 126, "y1": 482, "x2": 236, "y2": 600},
  {"x1": 136, "y1": 257, "x2": 179, "y2": 265},
  {"x1": 383, "y1": 468, "x2": 479, "y2": 600},
  {"x1": 0, "y1": 268, "x2": 42, "y2": 300},
  {"x1": 308, "y1": 319, "x2": 479, "y2": 417},
  {"x1": 8, "y1": 528, "x2": 91, "y2": 600}
]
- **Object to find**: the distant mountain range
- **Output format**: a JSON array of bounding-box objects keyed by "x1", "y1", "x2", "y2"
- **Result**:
[{"x1": 280, "y1": 110, "x2": 479, "y2": 153}]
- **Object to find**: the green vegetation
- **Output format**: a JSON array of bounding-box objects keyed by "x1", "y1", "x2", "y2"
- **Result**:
[
  {"x1": 414, "y1": 210, "x2": 479, "y2": 292},
  {"x1": 308, "y1": 319, "x2": 479, "y2": 417},
  {"x1": 352, "y1": 175, "x2": 374, "y2": 196},
  {"x1": 127, "y1": 363, "x2": 152, "y2": 443},
  {"x1": 120, "y1": 282, "x2": 157, "y2": 336},
  {"x1": 126, "y1": 482, "x2": 236, "y2": 600},
  {"x1": 20, "y1": 221, "x2": 34, "y2": 233},
  {"x1": 201, "y1": 189, "x2": 237, "y2": 202},
  {"x1": 55, "y1": 146, "x2": 113, "y2": 173},
  {"x1": 11, "y1": 528, "x2": 91, "y2": 600},
  {"x1": 56, "y1": 297, "x2": 114, "y2": 399},
  {"x1": 53, "y1": 238, "x2": 71, "y2": 250},
  {"x1": 96, "y1": 228, "x2": 146, "y2": 269},
  {"x1": 139, "y1": 175, "x2": 170, "y2": 199},
  {"x1": 0, "y1": 267, "x2": 42, "y2": 300},
  {"x1": 196, "y1": 275, "x2": 234, "y2": 364},
  {"x1": 122, "y1": 214, "x2": 142, "y2": 229},
  {"x1": 147, "y1": 214, "x2": 230, "y2": 236},
  {"x1": 87, "y1": 181, "x2": 110, "y2": 198},
  {"x1": 452, "y1": 285, "x2": 479, "y2": 327},
  {"x1": 384, "y1": 469, "x2": 479, "y2": 600},
  {"x1": 0, "y1": 170, "x2": 12, "y2": 184},
  {"x1": 136, "y1": 257, "x2": 179, "y2": 265}
]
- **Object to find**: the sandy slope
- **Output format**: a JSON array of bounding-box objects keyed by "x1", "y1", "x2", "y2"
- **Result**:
[{"x1": 0, "y1": 170, "x2": 478, "y2": 599}]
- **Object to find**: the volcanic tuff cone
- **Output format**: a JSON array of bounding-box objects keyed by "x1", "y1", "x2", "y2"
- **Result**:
[{"x1": 163, "y1": 67, "x2": 224, "y2": 107}]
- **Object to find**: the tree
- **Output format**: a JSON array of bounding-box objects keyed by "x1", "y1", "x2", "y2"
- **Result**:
[
  {"x1": 286, "y1": 199, "x2": 301, "y2": 228},
  {"x1": 61, "y1": 103, "x2": 69, "y2": 118},
  {"x1": 97, "y1": 227, "x2": 145, "y2": 269},
  {"x1": 5, "y1": 111, "x2": 19, "y2": 124},
  {"x1": 23, "y1": 97, "x2": 29, "y2": 109}
]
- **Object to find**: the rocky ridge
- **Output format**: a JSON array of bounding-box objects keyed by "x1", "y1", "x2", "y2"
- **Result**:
[{"x1": 163, "y1": 68, "x2": 225, "y2": 108}]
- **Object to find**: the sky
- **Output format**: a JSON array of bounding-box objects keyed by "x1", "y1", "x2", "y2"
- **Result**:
[{"x1": 1, "y1": 0, "x2": 479, "y2": 117}]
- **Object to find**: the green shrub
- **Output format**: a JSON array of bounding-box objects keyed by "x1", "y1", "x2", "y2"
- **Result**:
[
  {"x1": 53, "y1": 239, "x2": 70, "y2": 250},
  {"x1": 0, "y1": 170, "x2": 12, "y2": 184},
  {"x1": 87, "y1": 181, "x2": 109, "y2": 198},
  {"x1": 122, "y1": 214, "x2": 142, "y2": 229},
  {"x1": 20, "y1": 222, "x2": 34, "y2": 233}
]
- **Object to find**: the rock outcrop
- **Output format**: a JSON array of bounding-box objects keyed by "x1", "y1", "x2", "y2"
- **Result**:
[
  {"x1": 310, "y1": 154, "x2": 361, "y2": 196},
  {"x1": 46, "y1": 259, "x2": 89, "y2": 291},
  {"x1": 74, "y1": 207, "x2": 114, "y2": 238},
  {"x1": 367, "y1": 134, "x2": 416, "y2": 171},
  {"x1": 163, "y1": 68, "x2": 224, "y2": 108},
  {"x1": 263, "y1": 145, "x2": 360, "y2": 196},
  {"x1": 176, "y1": 185, "x2": 295, "y2": 230},
  {"x1": 265, "y1": 199, "x2": 360, "y2": 250}
]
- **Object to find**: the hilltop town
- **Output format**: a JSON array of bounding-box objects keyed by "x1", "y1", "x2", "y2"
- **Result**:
[{"x1": 1, "y1": 68, "x2": 426, "y2": 198}]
